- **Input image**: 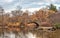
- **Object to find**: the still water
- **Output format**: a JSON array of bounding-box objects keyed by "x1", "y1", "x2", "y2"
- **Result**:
[{"x1": 0, "y1": 32, "x2": 37, "y2": 38}]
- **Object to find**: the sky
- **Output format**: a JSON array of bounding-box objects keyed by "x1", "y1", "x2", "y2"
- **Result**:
[{"x1": 0, "y1": 0, "x2": 60, "y2": 12}]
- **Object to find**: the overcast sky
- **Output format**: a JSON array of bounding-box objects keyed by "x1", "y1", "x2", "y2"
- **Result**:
[{"x1": 0, "y1": 0, "x2": 60, "y2": 12}]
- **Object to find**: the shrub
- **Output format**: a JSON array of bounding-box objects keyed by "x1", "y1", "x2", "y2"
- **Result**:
[{"x1": 54, "y1": 23, "x2": 60, "y2": 29}]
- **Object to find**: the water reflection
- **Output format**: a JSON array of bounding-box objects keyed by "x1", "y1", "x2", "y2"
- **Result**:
[
  {"x1": 26, "y1": 32, "x2": 36, "y2": 38},
  {"x1": 0, "y1": 32, "x2": 37, "y2": 38}
]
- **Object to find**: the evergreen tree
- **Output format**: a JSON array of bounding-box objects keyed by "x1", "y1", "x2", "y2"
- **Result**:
[{"x1": 49, "y1": 4, "x2": 57, "y2": 12}]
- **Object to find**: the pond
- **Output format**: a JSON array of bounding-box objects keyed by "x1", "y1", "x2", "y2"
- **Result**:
[{"x1": 0, "y1": 32, "x2": 37, "y2": 38}]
